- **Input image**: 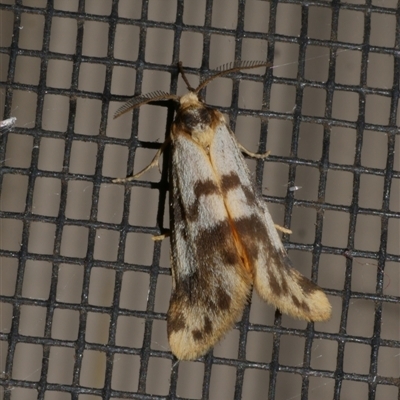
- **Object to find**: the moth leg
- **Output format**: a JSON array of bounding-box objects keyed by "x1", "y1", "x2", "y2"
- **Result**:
[
  {"x1": 237, "y1": 141, "x2": 270, "y2": 159},
  {"x1": 274, "y1": 224, "x2": 292, "y2": 235},
  {"x1": 113, "y1": 137, "x2": 170, "y2": 183},
  {"x1": 152, "y1": 230, "x2": 171, "y2": 241}
]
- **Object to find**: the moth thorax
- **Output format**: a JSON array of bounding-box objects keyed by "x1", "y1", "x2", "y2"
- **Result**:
[
  {"x1": 174, "y1": 92, "x2": 219, "y2": 149},
  {"x1": 177, "y1": 106, "x2": 212, "y2": 132}
]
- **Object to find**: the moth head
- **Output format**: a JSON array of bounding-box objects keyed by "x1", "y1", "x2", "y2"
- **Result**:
[
  {"x1": 179, "y1": 91, "x2": 202, "y2": 108},
  {"x1": 174, "y1": 92, "x2": 215, "y2": 137}
]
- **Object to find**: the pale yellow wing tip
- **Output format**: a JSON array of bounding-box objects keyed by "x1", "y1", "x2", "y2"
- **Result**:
[
  {"x1": 299, "y1": 290, "x2": 332, "y2": 322},
  {"x1": 168, "y1": 332, "x2": 209, "y2": 361},
  {"x1": 270, "y1": 289, "x2": 332, "y2": 323},
  {"x1": 309, "y1": 291, "x2": 332, "y2": 322}
]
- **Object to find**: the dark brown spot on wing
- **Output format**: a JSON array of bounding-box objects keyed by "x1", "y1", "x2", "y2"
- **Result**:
[
  {"x1": 231, "y1": 212, "x2": 296, "y2": 300},
  {"x1": 168, "y1": 311, "x2": 186, "y2": 334},
  {"x1": 192, "y1": 329, "x2": 203, "y2": 341},
  {"x1": 242, "y1": 185, "x2": 256, "y2": 204},
  {"x1": 220, "y1": 172, "x2": 241, "y2": 192},
  {"x1": 291, "y1": 295, "x2": 300, "y2": 307},
  {"x1": 217, "y1": 288, "x2": 231, "y2": 311},
  {"x1": 263, "y1": 250, "x2": 291, "y2": 297},
  {"x1": 194, "y1": 179, "x2": 220, "y2": 198},
  {"x1": 279, "y1": 273, "x2": 289, "y2": 295},
  {"x1": 296, "y1": 274, "x2": 319, "y2": 295},
  {"x1": 268, "y1": 268, "x2": 282, "y2": 296},
  {"x1": 222, "y1": 248, "x2": 240, "y2": 266},
  {"x1": 196, "y1": 220, "x2": 240, "y2": 267},
  {"x1": 300, "y1": 301, "x2": 311, "y2": 313},
  {"x1": 234, "y1": 214, "x2": 268, "y2": 239},
  {"x1": 204, "y1": 316, "x2": 213, "y2": 335},
  {"x1": 220, "y1": 172, "x2": 257, "y2": 206},
  {"x1": 169, "y1": 219, "x2": 242, "y2": 315},
  {"x1": 191, "y1": 316, "x2": 213, "y2": 342},
  {"x1": 234, "y1": 214, "x2": 268, "y2": 263}
]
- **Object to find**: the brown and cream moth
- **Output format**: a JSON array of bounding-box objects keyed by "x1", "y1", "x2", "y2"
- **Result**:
[{"x1": 113, "y1": 61, "x2": 332, "y2": 360}]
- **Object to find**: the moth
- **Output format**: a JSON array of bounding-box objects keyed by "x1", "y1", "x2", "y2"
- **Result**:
[{"x1": 114, "y1": 61, "x2": 332, "y2": 360}]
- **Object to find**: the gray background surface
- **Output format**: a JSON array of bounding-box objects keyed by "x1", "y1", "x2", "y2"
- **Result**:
[{"x1": 0, "y1": 0, "x2": 399, "y2": 399}]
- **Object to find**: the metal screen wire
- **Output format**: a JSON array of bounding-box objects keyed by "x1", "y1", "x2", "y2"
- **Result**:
[{"x1": 0, "y1": 0, "x2": 399, "y2": 399}]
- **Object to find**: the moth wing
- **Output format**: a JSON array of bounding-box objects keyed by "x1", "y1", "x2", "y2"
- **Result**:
[
  {"x1": 254, "y1": 203, "x2": 332, "y2": 321},
  {"x1": 209, "y1": 123, "x2": 331, "y2": 322},
  {"x1": 167, "y1": 131, "x2": 252, "y2": 360}
]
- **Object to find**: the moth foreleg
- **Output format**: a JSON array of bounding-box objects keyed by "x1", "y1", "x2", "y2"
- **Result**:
[
  {"x1": 237, "y1": 141, "x2": 270, "y2": 159},
  {"x1": 152, "y1": 230, "x2": 171, "y2": 241},
  {"x1": 113, "y1": 137, "x2": 171, "y2": 183},
  {"x1": 274, "y1": 224, "x2": 293, "y2": 235}
]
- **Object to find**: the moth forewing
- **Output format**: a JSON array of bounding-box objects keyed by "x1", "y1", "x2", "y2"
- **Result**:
[
  {"x1": 114, "y1": 62, "x2": 332, "y2": 360},
  {"x1": 167, "y1": 121, "x2": 253, "y2": 360},
  {"x1": 208, "y1": 114, "x2": 332, "y2": 324}
]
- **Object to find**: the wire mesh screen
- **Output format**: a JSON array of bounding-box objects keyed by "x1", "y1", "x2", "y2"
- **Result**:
[{"x1": 0, "y1": 0, "x2": 399, "y2": 399}]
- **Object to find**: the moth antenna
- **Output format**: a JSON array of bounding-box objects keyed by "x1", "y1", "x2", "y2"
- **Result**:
[
  {"x1": 114, "y1": 91, "x2": 180, "y2": 119},
  {"x1": 195, "y1": 60, "x2": 271, "y2": 93},
  {"x1": 178, "y1": 61, "x2": 196, "y2": 92}
]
